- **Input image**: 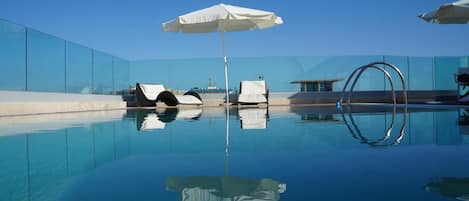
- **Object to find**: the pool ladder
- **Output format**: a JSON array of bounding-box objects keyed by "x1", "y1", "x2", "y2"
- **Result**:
[
  {"x1": 338, "y1": 62, "x2": 408, "y2": 146},
  {"x1": 337, "y1": 61, "x2": 408, "y2": 106}
]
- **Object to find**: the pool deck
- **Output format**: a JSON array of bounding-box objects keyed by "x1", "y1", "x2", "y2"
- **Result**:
[
  {"x1": 0, "y1": 90, "x2": 461, "y2": 116},
  {"x1": 0, "y1": 90, "x2": 126, "y2": 116}
]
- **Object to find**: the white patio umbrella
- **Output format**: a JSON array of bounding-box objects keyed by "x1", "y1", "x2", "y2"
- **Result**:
[
  {"x1": 419, "y1": 0, "x2": 469, "y2": 24},
  {"x1": 162, "y1": 3, "x2": 283, "y2": 105}
]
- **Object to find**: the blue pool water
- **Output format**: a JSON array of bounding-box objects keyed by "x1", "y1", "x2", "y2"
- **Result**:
[{"x1": 1, "y1": 106, "x2": 469, "y2": 201}]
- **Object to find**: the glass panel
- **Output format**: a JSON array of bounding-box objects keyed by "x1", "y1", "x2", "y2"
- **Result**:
[
  {"x1": 65, "y1": 42, "x2": 92, "y2": 93},
  {"x1": 300, "y1": 84, "x2": 306, "y2": 92},
  {"x1": 306, "y1": 83, "x2": 318, "y2": 92},
  {"x1": 130, "y1": 58, "x2": 223, "y2": 91},
  {"x1": 27, "y1": 29, "x2": 65, "y2": 92},
  {"x1": 113, "y1": 57, "x2": 130, "y2": 95},
  {"x1": 383, "y1": 56, "x2": 409, "y2": 91},
  {"x1": 408, "y1": 57, "x2": 433, "y2": 90},
  {"x1": 462, "y1": 56, "x2": 469, "y2": 67},
  {"x1": 434, "y1": 56, "x2": 463, "y2": 91},
  {"x1": 130, "y1": 56, "x2": 384, "y2": 92},
  {"x1": 321, "y1": 82, "x2": 333, "y2": 91},
  {"x1": 0, "y1": 19, "x2": 26, "y2": 91},
  {"x1": 92, "y1": 51, "x2": 113, "y2": 94}
]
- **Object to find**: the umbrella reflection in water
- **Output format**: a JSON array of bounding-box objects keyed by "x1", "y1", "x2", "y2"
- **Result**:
[
  {"x1": 425, "y1": 177, "x2": 469, "y2": 201},
  {"x1": 166, "y1": 176, "x2": 286, "y2": 201}
]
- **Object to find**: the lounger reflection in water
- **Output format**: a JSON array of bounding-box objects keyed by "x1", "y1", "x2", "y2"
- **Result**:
[
  {"x1": 136, "y1": 108, "x2": 202, "y2": 131},
  {"x1": 425, "y1": 177, "x2": 469, "y2": 201},
  {"x1": 135, "y1": 83, "x2": 202, "y2": 107},
  {"x1": 166, "y1": 176, "x2": 286, "y2": 201},
  {"x1": 238, "y1": 108, "x2": 268, "y2": 129}
]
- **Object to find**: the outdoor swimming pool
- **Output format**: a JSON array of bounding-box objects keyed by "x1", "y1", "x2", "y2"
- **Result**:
[{"x1": 1, "y1": 106, "x2": 469, "y2": 201}]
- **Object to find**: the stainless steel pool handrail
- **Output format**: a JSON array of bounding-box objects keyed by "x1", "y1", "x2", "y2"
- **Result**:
[
  {"x1": 338, "y1": 62, "x2": 408, "y2": 106},
  {"x1": 338, "y1": 61, "x2": 408, "y2": 147}
]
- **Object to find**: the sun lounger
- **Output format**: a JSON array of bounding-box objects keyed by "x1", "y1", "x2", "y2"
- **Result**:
[
  {"x1": 135, "y1": 83, "x2": 203, "y2": 107},
  {"x1": 238, "y1": 108, "x2": 268, "y2": 129},
  {"x1": 237, "y1": 80, "x2": 268, "y2": 104},
  {"x1": 135, "y1": 83, "x2": 166, "y2": 107}
]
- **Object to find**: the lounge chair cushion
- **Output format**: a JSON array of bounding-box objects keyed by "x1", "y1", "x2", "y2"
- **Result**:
[
  {"x1": 237, "y1": 94, "x2": 267, "y2": 104},
  {"x1": 140, "y1": 84, "x2": 166, "y2": 101},
  {"x1": 175, "y1": 95, "x2": 203, "y2": 105},
  {"x1": 240, "y1": 80, "x2": 266, "y2": 94},
  {"x1": 238, "y1": 80, "x2": 267, "y2": 103}
]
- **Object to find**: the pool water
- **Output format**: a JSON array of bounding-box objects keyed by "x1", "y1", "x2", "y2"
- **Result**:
[{"x1": 1, "y1": 106, "x2": 469, "y2": 201}]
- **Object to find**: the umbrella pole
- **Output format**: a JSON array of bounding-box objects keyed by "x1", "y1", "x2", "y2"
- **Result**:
[
  {"x1": 222, "y1": 31, "x2": 230, "y2": 176},
  {"x1": 222, "y1": 31, "x2": 229, "y2": 106}
]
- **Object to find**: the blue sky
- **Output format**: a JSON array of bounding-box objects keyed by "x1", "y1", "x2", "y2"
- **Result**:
[{"x1": 1, "y1": 0, "x2": 468, "y2": 60}]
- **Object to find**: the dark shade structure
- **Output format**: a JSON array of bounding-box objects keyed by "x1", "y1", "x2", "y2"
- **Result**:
[{"x1": 290, "y1": 79, "x2": 342, "y2": 92}]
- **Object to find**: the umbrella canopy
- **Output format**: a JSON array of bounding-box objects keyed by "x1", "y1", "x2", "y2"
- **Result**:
[
  {"x1": 419, "y1": 0, "x2": 469, "y2": 24},
  {"x1": 162, "y1": 3, "x2": 283, "y2": 33},
  {"x1": 162, "y1": 4, "x2": 283, "y2": 105}
]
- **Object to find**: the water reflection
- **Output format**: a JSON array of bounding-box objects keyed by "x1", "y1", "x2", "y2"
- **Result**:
[
  {"x1": 458, "y1": 109, "x2": 469, "y2": 135},
  {"x1": 238, "y1": 108, "x2": 269, "y2": 130},
  {"x1": 425, "y1": 178, "x2": 469, "y2": 200},
  {"x1": 340, "y1": 105, "x2": 407, "y2": 147},
  {"x1": 2, "y1": 107, "x2": 469, "y2": 201},
  {"x1": 134, "y1": 108, "x2": 202, "y2": 131},
  {"x1": 300, "y1": 113, "x2": 339, "y2": 122},
  {"x1": 166, "y1": 176, "x2": 286, "y2": 201}
]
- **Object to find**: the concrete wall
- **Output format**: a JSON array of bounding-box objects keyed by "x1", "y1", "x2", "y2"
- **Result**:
[{"x1": 0, "y1": 91, "x2": 126, "y2": 116}]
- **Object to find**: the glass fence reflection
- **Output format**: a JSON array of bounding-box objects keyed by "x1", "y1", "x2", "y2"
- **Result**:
[{"x1": 1, "y1": 108, "x2": 469, "y2": 200}]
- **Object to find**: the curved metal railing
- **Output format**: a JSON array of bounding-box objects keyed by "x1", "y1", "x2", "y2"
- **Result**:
[
  {"x1": 338, "y1": 62, "x2": 408, "y2": 106},
  {"x1": 337, "y1": 61, "x2": 408, "y2": 147}
]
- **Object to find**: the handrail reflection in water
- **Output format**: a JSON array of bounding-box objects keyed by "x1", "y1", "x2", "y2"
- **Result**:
[{"x1": 340, "y1": 104, "x2": 407, "y2": 147}]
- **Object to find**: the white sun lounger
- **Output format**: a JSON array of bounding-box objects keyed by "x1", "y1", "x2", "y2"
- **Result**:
[
  {"x1": 238, "y1": 108, "x2": 268, "y2": 129},
  {"x1": 175, "y1": 94, "x2": 202, "y2": 105},
  {"x1": 237, "y1": 80, "x2": 268, "y2": 104},
  {"x1": 136, "y1": 83, "x2": 203, "y2": 107}
]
